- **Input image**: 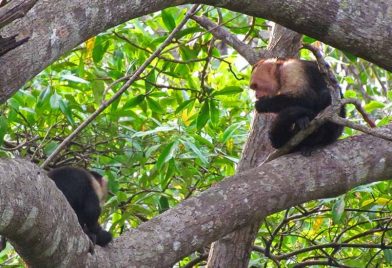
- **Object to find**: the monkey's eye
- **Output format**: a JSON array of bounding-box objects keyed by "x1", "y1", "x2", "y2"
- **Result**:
[{"x1": 250, "y1": 82, "x2": 257, "y2": 90}]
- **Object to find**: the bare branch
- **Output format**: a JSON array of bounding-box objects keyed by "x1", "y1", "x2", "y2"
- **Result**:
[{"x1": 191, "y1": 15, "x2": 266, "y2": 64}]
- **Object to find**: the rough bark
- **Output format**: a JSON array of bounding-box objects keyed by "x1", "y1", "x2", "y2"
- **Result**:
[
  {"x1": 1, "y1": 0, "x2": 392, "y2": 103},
  {"x1": 0, "y1": 0, "x2": 37, "y2": 56},
  {"x1": 0, "y1": 159, "x2": 95, "y2": 267},
  {"x1": 206, "y1": 24, "x2": 302, "y2": 268},
  {"x1": 2, "y1": 127, "x2": 392, "y2": 267}
]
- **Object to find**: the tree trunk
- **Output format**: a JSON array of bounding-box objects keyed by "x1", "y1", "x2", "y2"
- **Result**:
[{"x1": 206, "y1": 24, "x2": 302, "y2": 268}]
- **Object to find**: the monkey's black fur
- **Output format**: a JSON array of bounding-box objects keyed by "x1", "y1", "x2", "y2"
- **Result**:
[
  {"x1": 48, "y1": 167, "x2": 112, "y2": 247},
  {"x1": 255, "y1": 60, "x2": 345, "y2": 155}
]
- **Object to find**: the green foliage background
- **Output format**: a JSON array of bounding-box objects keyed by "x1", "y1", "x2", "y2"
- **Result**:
[{"x1": 1, "y1": 5, "x2": 392, "y2": 267}]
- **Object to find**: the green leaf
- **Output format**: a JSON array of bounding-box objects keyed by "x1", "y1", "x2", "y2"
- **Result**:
[
  {"x1": 221, "y1": 122, "x2": 244, "y2": 143},
  {"x1": 156, "y1": 141, "x2": 179, "y2": 169},
  {"x1": 123, "y1": 95, "x2": 145, "y2": 109},
  {"x1": 302, "y1": 36, "x2": 317, "y2": 43},
  {"x1": 179, "y1": 46, "x2": 195, "y2": 61},
  {"x1": 37, "y1": 87, "x2": 51, "y2": 107},
  {"x1": 158, "y1": 196, "x2": 170, "y2": 214},
  {"x1": 384, "y1": 249, "x2": 392, "y2": 263},
  {"x1": 92, "y1": 81, "x2": 105, "y2": 104},
  {"x1": 196, "y1": 101, "x2": 209, "y2": 130},
  {"x1": 343, "y1": 51, "x2": 357, "y2": 62},
  {"x1": 44, "y1": 141, "x2": 59, "y2": 155},
  {"x1": 62, "y1": 74, "x2": 90, "y2": 84},
  {"x1": 343, "y1": 90, "x2": 357, "y2": 99},
  {"x1": 146, "y1": 97, "x2": 164, "y2": 114},
  {"x1": 93, "y1": 36, "x2": 110, "y2": 63},
  {"x1": 192, "y1": 134, "x2": 214, "y2": 149},
  {"x1": 0, "y1": 116, "x2": 8, "y2": 145},
  {"x1": 50, "y1": 92, "x2": 61, "y2": 109},
  {"x1": 133, "y1": 126, "x2": 176, "y2": 137},
  {"x1": 175, "y1": 99, "x2": 195, "y2": 114},
  {"x1": 209, "y1": 99, "x2": 219, "y2": 126},
  {"x1": 59, "y1": 99, "x2": 75, "y2": 126},
  {"x1": 212, "y1": 86, "x2": 243, "y2": 96},
  {"x1": 332, "y1": 196, "x2": 345, "y2": 224},
  {"x1": 161, "y1": 9, "x2": 176, "y2": 31},
  {"x1": 364, "y1": 100, "x2": 385, "y2": 113},
  {"x1": 181, "y1": 138, "x2": 208, "y2": 164},
  {"x1": 175, "y1": 26, "x2": 202, "y2": 39}
]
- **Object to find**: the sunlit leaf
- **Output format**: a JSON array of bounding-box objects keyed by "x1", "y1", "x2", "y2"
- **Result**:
[
  {"x1": 362, "y1": 197, "x2": 392, "y2": 207},
  {"x1": 133, "y1": 126, "x2": 176, "y2": 137},
  {"x1": 92, "y1": 80, "x2": 105, "y2": 104},
  {"x1": 62, "y1": 74, "x2": 90, "y2": 84},
  {"x1": 364, "y1": 100, "x2": 385, "y2": 113},
  {"x1": 85, "y1": 37, "x2": 96, "y2": 63},
  {"x1": 212, "y1": 86, "x2": 243, "y2": 96},
  {"x1": 161, "y1": 9, "x2": 176, "y2": 31},
  {"x1": 50, "y1": 92, "x2": 61, "y2": 109},
  {"x1": 302, "y1": 36, "x2": 317, "y2": 43}
]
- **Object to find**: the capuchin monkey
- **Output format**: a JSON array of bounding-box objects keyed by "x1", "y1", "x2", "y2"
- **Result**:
[
  {"x1": 250, "y1": 58, "x2": 345, "y2": 155},
  {"x1": 48, "y1": 167, "x2": 112, "y2": 247}
]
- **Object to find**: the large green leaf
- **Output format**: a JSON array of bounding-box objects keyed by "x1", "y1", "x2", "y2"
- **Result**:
[
  {"x1": 212, "y1": 86, "x2": 243, "y2": 96},
  {"x1": 156, "y1": 141, "x2": 179, "y2": 169},
  {"x1": 196, "y1": 101, "x2": 209, "y2": 130},
  {"x1": 161, "y1": 9, "x2": 176, "y2": 31}
]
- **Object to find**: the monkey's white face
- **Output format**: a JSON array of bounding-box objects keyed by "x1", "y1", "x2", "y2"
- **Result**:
[
  {"x1": 250, "y1": 58, "x2": 309, "y2": 98},
  {"x1": 250, "y1": 59, "x2": 280, "y2": 98},
  {"x1": 90, "y1": 175, "x2": 108, "y2": 206}
]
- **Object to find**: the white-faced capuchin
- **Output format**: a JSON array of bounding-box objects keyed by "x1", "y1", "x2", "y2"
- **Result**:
[
  {"x1": 48, "y1": 166, "x2": 112, "y2": 247},
  {"x1": 250, "y1": 58, "x2": 346, "y2": 155}
]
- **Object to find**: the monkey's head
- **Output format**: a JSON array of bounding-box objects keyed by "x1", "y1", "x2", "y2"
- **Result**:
[{"x1": 250, "y1": 58, "x2": 309, "y2": 99}]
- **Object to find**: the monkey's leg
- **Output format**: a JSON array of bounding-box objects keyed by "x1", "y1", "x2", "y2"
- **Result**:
[{"x1": 269, "y1": 106, "x2": 315, "y2": 149}]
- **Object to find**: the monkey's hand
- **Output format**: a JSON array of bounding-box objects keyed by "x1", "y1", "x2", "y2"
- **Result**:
[{"x1": 294, "y1": 116, "x2": 311, "y2": 131}]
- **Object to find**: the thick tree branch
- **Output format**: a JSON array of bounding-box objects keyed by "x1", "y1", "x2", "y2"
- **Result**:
[
  {"x1": 2, "y1": 126, "x2": 392, "y2": 267},
  {"x1": 0, "y1": 0, "x2": 37, "y2": 56},
  {"x1": 206, "y1": 25, "x2": 301, "y2": 267},
  {"x1": 0, "y1": 159, "x2": 97, "y2": 267},
  {"x1": 1, "y1": 0, "x2": 392, "y2": 103},
  {"x1": 0, "y1": 0, "x2": 37, "y2": 29}
]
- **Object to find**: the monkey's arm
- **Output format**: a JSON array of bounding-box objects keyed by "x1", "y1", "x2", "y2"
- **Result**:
[
  {"x1": 269, "y1": 106, "x2": 316, "y2": 149},
  {"x1": 83, "y1": 192, "x2": 112, "y2": 247},
  {"x1": 255, "y1": 95, "x2": 314, "y2": 113}
]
